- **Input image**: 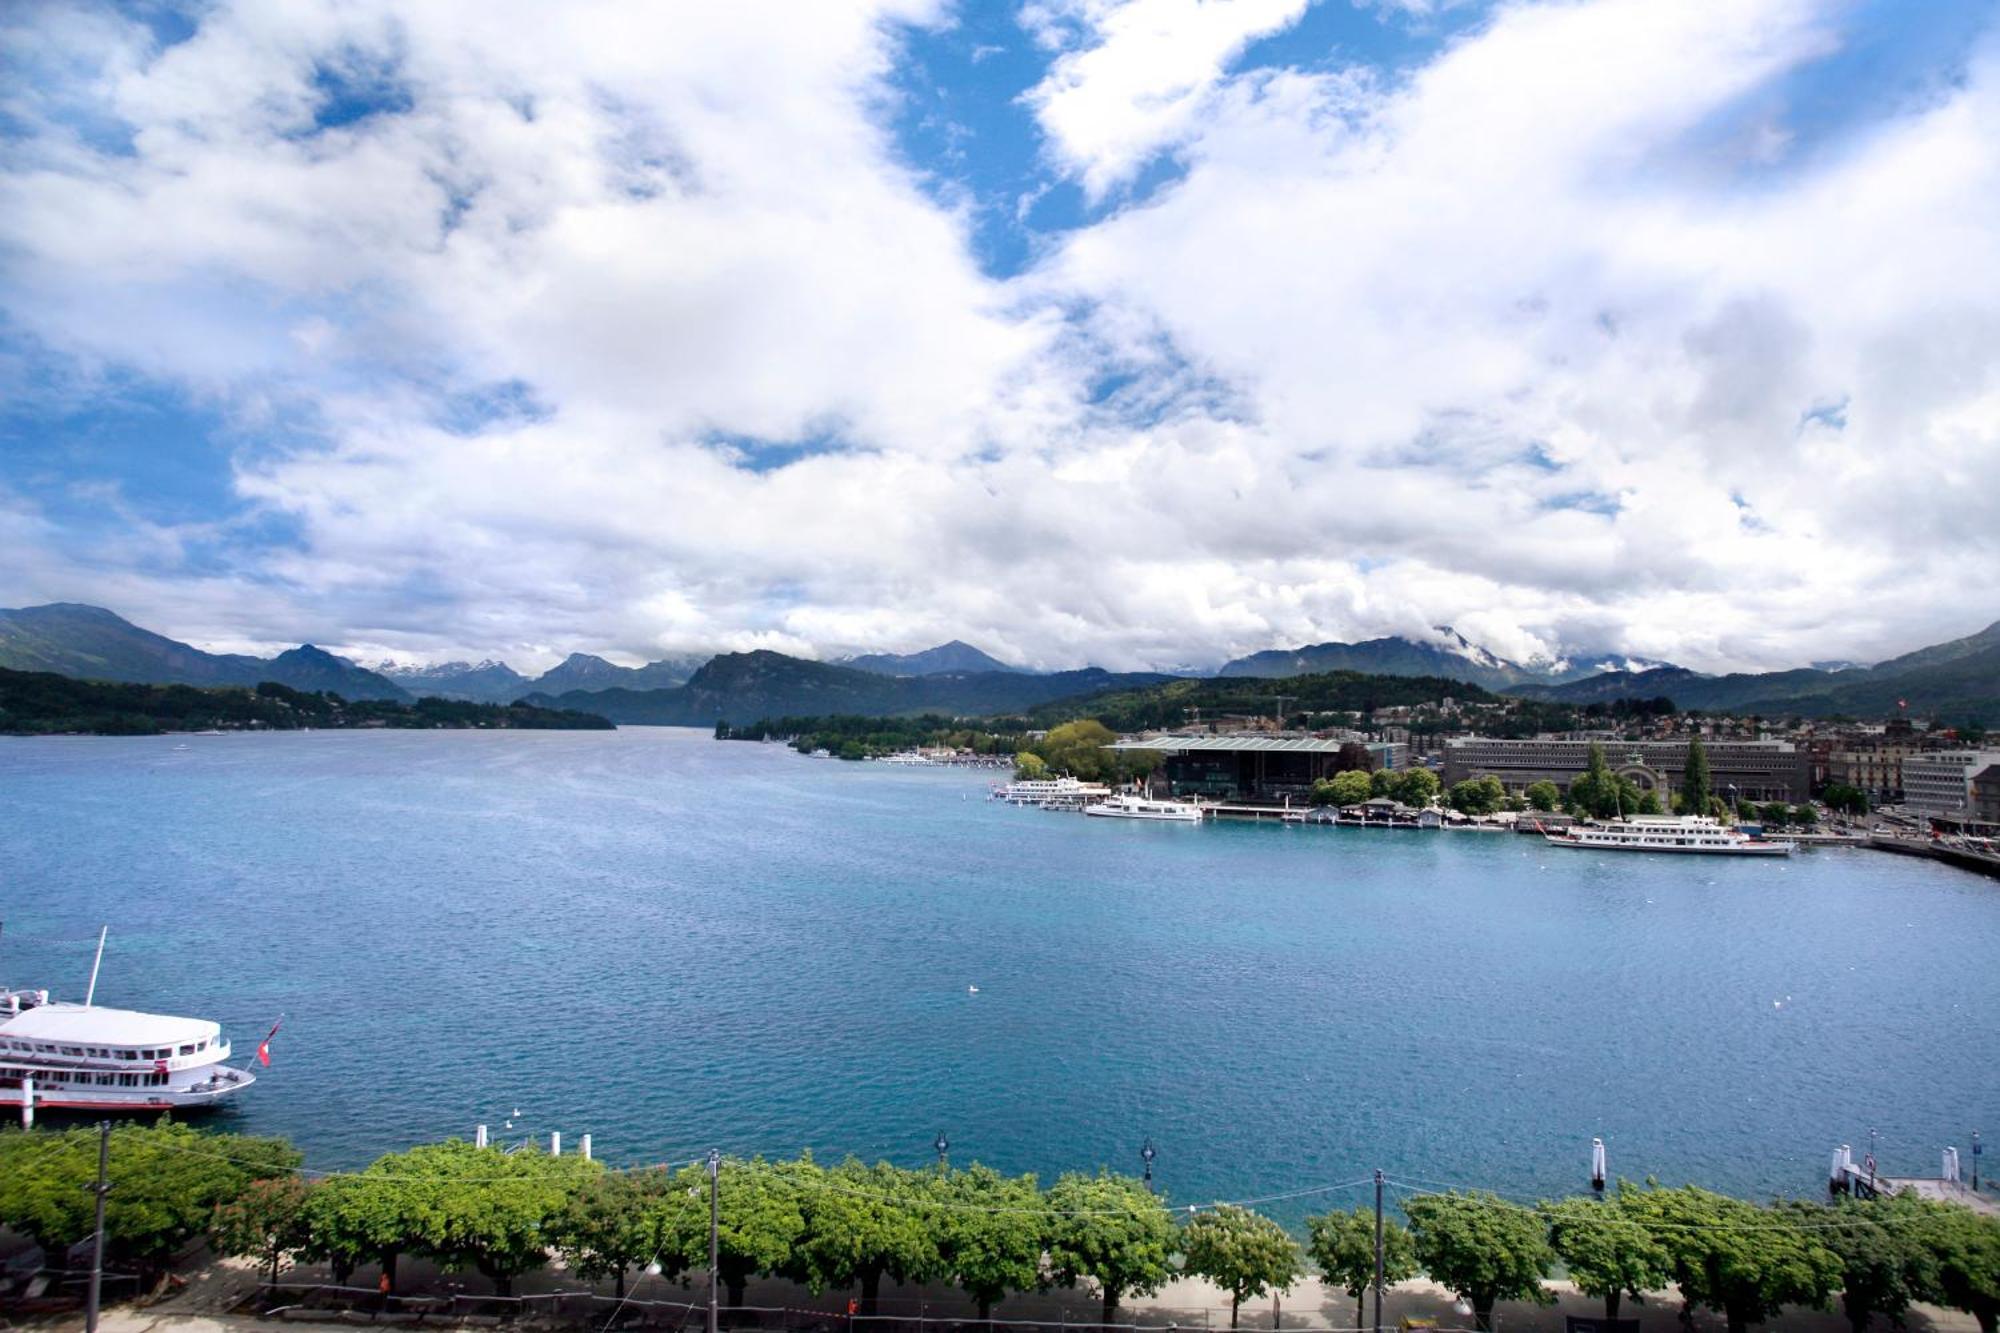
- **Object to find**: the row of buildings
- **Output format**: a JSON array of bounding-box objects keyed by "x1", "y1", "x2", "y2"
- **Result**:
[{"x1": 1109, "y1": 729, "x2": 1999, "y2": 828}]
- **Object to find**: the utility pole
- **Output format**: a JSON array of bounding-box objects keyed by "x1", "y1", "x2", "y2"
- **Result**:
[
  {"x1": 1373, "y1": 1170, "x2": 1385, "y2": 1333},
  {"x1": 86, "y1": 1121, "x2": 111, "y2": 1333},
  {"x1": 707, "y1": 1149, "x2": 721, "y2": 1333}
]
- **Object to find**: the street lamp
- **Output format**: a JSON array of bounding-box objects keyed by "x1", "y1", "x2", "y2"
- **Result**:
[
  {"x1": 1726, "y1": 783, "x2": 1739, "y2": 822},
  {"x1": 934, "y1": 1131, "x2": 949, "y2": 1170},
  {"x1": 1140, "y1": 1140, "x2": 1156, "y2": 1190}
]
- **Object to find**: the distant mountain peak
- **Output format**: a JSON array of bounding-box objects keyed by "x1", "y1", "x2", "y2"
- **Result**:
[{"x1": 839, "y1": 640, "x2": 1027, "y2": 677}]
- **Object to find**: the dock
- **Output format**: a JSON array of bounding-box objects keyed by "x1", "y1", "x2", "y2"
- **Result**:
[
  {"x1": 1838, "y1": 1163, "x2": 1998, "y2": 1216},
  {"x1": 1868, "y1": 835, "x2": 2000, "y2": 881}
]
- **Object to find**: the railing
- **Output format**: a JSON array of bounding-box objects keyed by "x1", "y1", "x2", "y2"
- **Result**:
[{"x1": 247, "y1": 1286, "x2": 1479, "y2": 1333}]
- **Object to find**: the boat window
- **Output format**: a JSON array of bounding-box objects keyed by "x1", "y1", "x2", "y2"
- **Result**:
[
  {"x1": 178, "y1": 1044, "x2": 195, "y2": 1056},
  {"x1": 62, "y1": 1045, "x2": 84, "y2": 1056}
]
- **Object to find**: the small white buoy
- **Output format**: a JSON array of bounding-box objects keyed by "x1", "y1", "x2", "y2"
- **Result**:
[{"x1": 968, "y1": 985, "x2": 979, "y2": 994}]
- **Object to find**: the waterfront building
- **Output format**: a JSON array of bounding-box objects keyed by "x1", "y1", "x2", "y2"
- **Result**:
[
  {"x1": 1441, "y1": 737, "x2": 1810, "y2": 805},
  {"x1": 1902, "y1": 750, "x2": 2000, "y2": 818},
  {"x1": 1973, "y1": 764, "x2": 2000, "y2": 824},
  {"x1": 1110, "y1": 734, "x2": 1402, "y2": 802}
]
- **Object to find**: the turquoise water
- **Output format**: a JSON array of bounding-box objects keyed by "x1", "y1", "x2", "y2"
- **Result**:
[{"x1": 2, "y1": 727, "x2": 1995, "y2": 1222}]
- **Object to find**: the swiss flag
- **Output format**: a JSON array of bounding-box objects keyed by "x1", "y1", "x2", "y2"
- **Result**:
[{"x1": 257, "y1": 1019, "x2": 281, "y2": 1067}]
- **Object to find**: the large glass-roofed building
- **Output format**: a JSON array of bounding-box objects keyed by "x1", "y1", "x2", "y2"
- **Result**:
[{"x1": 1109, "y1": 735, "x2": 1406, "y2": 802}]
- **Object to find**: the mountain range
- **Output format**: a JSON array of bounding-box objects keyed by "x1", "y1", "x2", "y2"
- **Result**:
[
  {"x1": 0, "y1": 603, "x2": 411, "y2": 701},
  {"x1": 5, "y1": 601, "x2": 1997, "y2": 726},
  {"x1": 524, "y1": 651, "x2": 1167, "y2": 725},
  {"x1": 1509, "y1": 618, "x2": 2000, "y2": 723},
  {"x1": 1217, "y1": 627, "x2": 1674, "y2": 690}
]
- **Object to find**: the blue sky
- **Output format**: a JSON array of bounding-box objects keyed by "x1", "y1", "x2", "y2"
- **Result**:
[{"x1": 2, "y1": 0, "x2": 1997, "y2": 671}]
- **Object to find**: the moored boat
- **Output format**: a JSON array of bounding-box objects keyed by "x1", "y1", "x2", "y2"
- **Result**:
[
  {"x1": 1083, "y1": 793, "x2": 1204, "y2": 822},
  {"x1": 1, "y1": 987, "x2": 256, "y2": 1114},
  {"x1": 1542, "y1": 814, "x2": 1795, "y2": 856}
]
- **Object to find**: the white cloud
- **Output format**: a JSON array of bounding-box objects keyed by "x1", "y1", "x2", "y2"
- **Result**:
[
  {"x1": 1, "y1": 0, "x2": 1998, "y2": 676},
  {"x1": 1021, "y1": 0, "x2": 1311, "y2": 198}
]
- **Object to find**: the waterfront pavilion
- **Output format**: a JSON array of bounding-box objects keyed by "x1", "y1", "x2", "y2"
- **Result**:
[{"x1": 1110, "y1": 734, "x2": 1400, "y2": 803}]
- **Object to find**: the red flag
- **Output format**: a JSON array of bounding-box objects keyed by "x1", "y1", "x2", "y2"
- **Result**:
[
  {"x1": 153, "y1": 1059, "x2": 168, "y2": 1075},
  {"x1": 257, "y1": 1019, "x2": 281, "y2": 1067}
]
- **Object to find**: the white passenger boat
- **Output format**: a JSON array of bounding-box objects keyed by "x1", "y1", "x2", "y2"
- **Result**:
[
  {"x1": 991, "y1": 777, "x2": 1113, "y2": 805},
  {"x1": 1542, "y1": 815, "x2": 1795, "y2": 856},
  {"x1": 1084, "y1": 794, "x2": 1204, "y2": 823}
]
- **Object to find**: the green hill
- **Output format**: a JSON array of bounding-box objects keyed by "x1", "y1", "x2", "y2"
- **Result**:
[{"x1": 0, "y1": 668, "x2": 612, "y2": 735}]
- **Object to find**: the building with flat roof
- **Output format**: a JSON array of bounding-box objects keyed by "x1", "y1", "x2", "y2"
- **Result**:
[
  {"x1": 1110, "y1": 734, "x2": 1404, "y2": 802},
  {"x1": 1904, "y1": 750, "x2": 2000, "y2": 817},
  {"x1": 1441, "y1": 737, "x2": 1810, "y2": 805}
]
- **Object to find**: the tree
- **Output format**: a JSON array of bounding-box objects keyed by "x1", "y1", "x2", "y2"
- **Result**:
[
  {"x1": 214, "y1": 1176, "x2": 315, "y2": 1286},
  {"x1": 1403, "y1": 1192, "x2": 1553, "y2": 1331},
  {"x1": 1621, "y1": 1185, "x2": 1840, "y2": 1333},
  {"x1": 1823, "y1": 785, "x2": 1870, "y2": 816},
  {"x1": 1759, "y1": 802, "x2": 1792, "y2": 828},
  {"x1": 935, "y1": 1166, "x2": 1050, "y2": 1320},
  {"x1": 1181, "y1": 1205, "x2": 1300, "y2": 1329},
  {"x1": 552, "y1": 1168, "x2": 679, "y2": 1300},
  {"x1": 1448, "y1": 776, "x2": 1505, "y2": 816},
  {"x1": 792, "y1": 1158, "x2": 938, "y2": 1313},
  {"x1": 656, "y1": 1157, "x2": 805, "y2": 1307},
  {"x1": 1540, "y1": 1195, "x2": 1667, "y2": 1319},
  {"x1": 1013, "y1": 751, "x2": 1048, "y2": 780},
  {"x1": 1927, "y1": 1203, "x2": 2000, "y2": 1333},
  {"x1": 1330, "y1": 770, "x2": 1374, "y2": 806},
  {"x1": 1794, "y1": 804, "x2": 1819, "y2": 829},
  {"x1": 1369, "y1": 769, "x2": 1397, "y2": 798},
  {"x1": 1046, "y1": 1171, "x2": 1176, "y2": 1323},
  {"x1": 1334, "y1": 742, "x2": 1376, "y2": 773},
  {"x1": 1682, "y1": 738, "x2": 1714, "y2": 817},
  {"x1": 1523, "y1": 781, "x2": 1561, "y2": 812},
  {"x1": 1396, "y1": 768, "x2": 1441, "y2": 808},
  {"x1": 1306, "y1": 1204, "x2": 1416, "y2": 1331},
  {"x1": 329, "y1": 1141, "x2": 600, "y2": 1296},
  {"x1": 1038, "y1": 720, "x2": 1120, "y2": 781},
  {"x1": 0, "y1": 1121, "x2": 302, "y2": 1280},
  {"x1": 1781, "y1": 1195, "x2": 1939, "y2": 1333}
]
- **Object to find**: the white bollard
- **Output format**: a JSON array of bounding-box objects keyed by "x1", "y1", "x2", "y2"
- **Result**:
[
  {"x1": 1591, "y1": 1138, "x2": 1607, "y2": 1192},
  {"x1": 551, "y1": 1131, "x2": 561, "y2": 1157},
  {"x1": 581, "y1": 1134, "x2": 592, "y2": 1161},
  {"x1": 476, "y1": 1124, "x2": 488, "y2": 1149},
  {"x1": 19, "y1": 1076, "x2": 32, "y2": 1129}
]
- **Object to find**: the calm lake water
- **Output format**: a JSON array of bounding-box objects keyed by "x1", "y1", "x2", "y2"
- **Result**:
[{"x1": 2, "y1": 727, "x2": 1994, "y2": 1221}]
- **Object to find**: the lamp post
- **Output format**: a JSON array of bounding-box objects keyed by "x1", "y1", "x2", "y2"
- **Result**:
[
  {"x1": 1141, "y1": 1140, "x2": 1156, "y2": 1190},
  {"x1": 1727, "y1": 783, "x2": 1739, "y2": 822},
  {"x1": 707, "y1": 1149, "x2": 720, "y2": 1333},
  {"x1": 934, "y1": 1132, "x2": 949, "y2": 1171}
]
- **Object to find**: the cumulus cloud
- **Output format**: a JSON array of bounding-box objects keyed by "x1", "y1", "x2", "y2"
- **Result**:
[{"x1": 0, "y1": 0, "x2": 1997, "y2": 673}]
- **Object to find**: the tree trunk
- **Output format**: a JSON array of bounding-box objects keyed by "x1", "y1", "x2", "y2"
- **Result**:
[
  {"x1": 727, "y1": 1277, "x2": 747, "y2": 1308},
  {"x1": 1607, "y1": 1291, "x2": 1621, "y2": 1320},
  {"x1": 1473, "y1": 1293, "x2": 1496, "y2": 1332},
  {"x1": 1842, "y1": 1291, "x2": 1868, "y2": 1333},
  {"x1": 1725, "y1": 1306, "x2": 1748, "y2": 1333},
  {"x1": 1102, "y1": 1287, "x2": 1119, "y2": 1326},
  {"x1": 380, "y1": 1251, "x2": 399, "y2": 1295},
  {"x1": 1356, "y1": 1293, "x2": 1365, "y2": 1330},
  {"x1": 615, "y1": 1268, "x2": 626, "y2": 1301},
  {"x1": 1229, "y1": 1294, "x2": 1241, "y2": 1329},
  {"x1": 332, "y1": 1256, "x2": 354, "y2": 1287},
  {"x1": 1974, "y1": 1304, "x2": 1995, "y2": 1333},
  {"x1": 861, "y1": 1267, "x2": 883, "y2": 1317}
]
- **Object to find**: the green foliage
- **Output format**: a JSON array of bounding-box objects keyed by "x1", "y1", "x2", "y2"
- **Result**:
[
  {"x1": 1781, "y1": 1195, "x2": 1940, "y2": 1333},
  {"x1": 1620, "y1": 1184, "x2": 1841, "y2": 1333},
  {"x1": 715, "y1": 714, "x2": 1030, "y2": 759},
  {"x1": 934, "y1": 1166, "x2": 1050, "y2": 1318},
  {"x1": 792, "y1": 1159, "x2": 939, "y2": 1311},
  {"x1": 1823, "y1": 785, "x2": 1872, "y2": 816},
  {"x1": 1448, "y1": 776, "x2": 1507, "y2": 816},
  {"x1": 1682, "y1": 738, "x2": 1714, "y2": 816},
  {"x1": 1023, "y1": 671, "x2": 1500, "y2": 735},
  {"x1": 1926, "y1": 1203, "x2": 2000, "y2": 1333},
  {"x1": 0, "y1": 666, "x2": 611, "y2": 735},
  {"x1": 0, "y1": 1122, "x2": 301, "y2": 1275},
  {"x1": 213, "y1": 1175, "x2": 315, "y2": 1285},
  {"x1": 654, "y1": 1158, "x2": 805, "y2": 1307},
  {"x1": 1306, "y1": 1205, "x2": 1417, "y2": 1330},
  {"x1": 1181, "y1": 1205, "x2": 1300, "y2": 1329},
  {"x1": 1523, "y1": 780, "x2": 1561, "y2": 812},
  {"x1": 1540, "y1": 1195, "x2": 1668, "y2": 1319},
  {"x1": 1045, "y1": 1171, "x2": 1177, "y2": 1321},
  {"x1": 1035, "y1": 720, "x2": 1122, "y2": 781},
  {"x1": 551, "y1": 1168, "x2": 680, "y2": 1297},
  {"x1": 1318, "y1": 769, "x2": 1374, "y2": 806},
  {"x1": 1404, "y1": 1191, "x2": 1553, "y2": 1330},
  {"x1": 1395, "y1": 767, "x2": 1441, "y2": 807},
  {"x1": 1369, "y1": 769, "x2": 1397, "y2": 798}
]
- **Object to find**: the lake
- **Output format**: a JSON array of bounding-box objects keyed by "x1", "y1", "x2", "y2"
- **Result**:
[{"x1": 2, "y1": 727, "x2": 1994, "y2": 1222}]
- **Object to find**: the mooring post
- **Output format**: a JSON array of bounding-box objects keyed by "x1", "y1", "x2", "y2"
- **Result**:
[
  {"x1": 475, "y1": 1124, "x2": 488, "y2": 1149},
  {"x1": 581, "y1": 1134, "x2": 592, "y2": 1162},
  {"x1": 19, "y1": 1075, "x2": 32, "y2": 1129}
]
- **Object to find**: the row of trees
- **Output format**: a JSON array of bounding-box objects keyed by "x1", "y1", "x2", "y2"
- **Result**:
[
  {"x1": 1014, "y1": 720, "x2": 1159, "y2": 785},
  {"x1": 4, "y1": 1127, "x2": 1997, "y2": 1333},
  {"x1": 1309, "y1": 766, "x2": 1441, "y2": 809}
]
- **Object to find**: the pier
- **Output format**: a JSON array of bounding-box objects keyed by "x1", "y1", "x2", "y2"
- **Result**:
[{"x1": 1868, "y1": 834, "x2": 2000, "y2": 881}]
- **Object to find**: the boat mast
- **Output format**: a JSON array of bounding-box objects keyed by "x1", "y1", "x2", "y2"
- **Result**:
[{"x1": 84, "y1": 926, "x2": 107, "y2": 1008}]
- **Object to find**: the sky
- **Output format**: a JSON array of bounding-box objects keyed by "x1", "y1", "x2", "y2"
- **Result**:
[{"x1": 2, "y1": 0, "x2": 1998, "y2": 674}]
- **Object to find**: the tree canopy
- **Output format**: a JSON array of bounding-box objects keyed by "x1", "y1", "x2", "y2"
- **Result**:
[
  {"x1": 1181, "y1": 1205, "x2": 1300, "y2": 1328},
  {"x1": 792, "y1": 1158, "x2": 939, "y2": 1312},
  {"x1": 1541, "y1": 1194, "x2": 1669, "y2": 1319},
  {"x1": 1045, "y1": 1171, "x2": 1177, "y2": 1322},
  {"x1": 1620, "y1": 1184, "x2": 1841, "y2": 1333},
  {"x1": 934, "y1": 1166, "x2": 1051, "y2": 1318},
  {"x1": 1306, "y1": 1204, "x2": 1417, "y2": 1331},
  {"x1": 1404, "y1": 1192, "x2": 1552, "y2": 1330}
]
